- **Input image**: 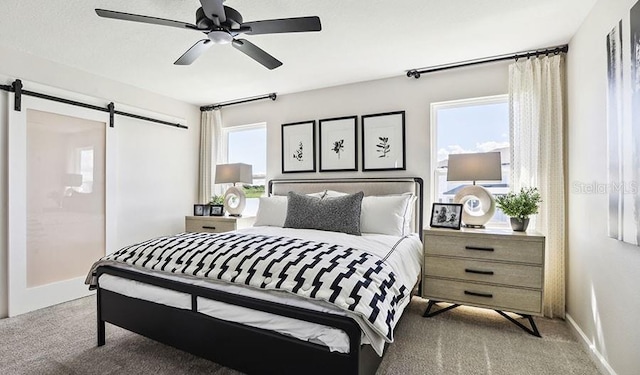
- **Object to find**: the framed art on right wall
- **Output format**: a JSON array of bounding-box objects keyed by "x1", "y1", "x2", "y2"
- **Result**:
[{"x1": 362, "y1": 111, "x2": 406, "y2": 171}]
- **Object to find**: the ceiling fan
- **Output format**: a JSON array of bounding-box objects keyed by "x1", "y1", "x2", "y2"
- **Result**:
[{"x1": 95, "y1": 0, "x2": 322, "y2": 70}]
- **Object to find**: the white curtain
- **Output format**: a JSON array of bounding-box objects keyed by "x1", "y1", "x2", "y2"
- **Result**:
[
  {"x1": 509, "y1": 54, "x2": 566, "y2": 319},
  {"x1": 198, "y1": 109, "x2": 225, "y2": 203}
]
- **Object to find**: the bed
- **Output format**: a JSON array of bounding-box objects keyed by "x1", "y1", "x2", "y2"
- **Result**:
[{"x1": 86, "y1": 177, "x2": 424, "y2": 375}]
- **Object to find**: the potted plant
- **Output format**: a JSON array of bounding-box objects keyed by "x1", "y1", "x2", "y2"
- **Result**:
[
  {"x1": 209, "y1": 195, "x2": 225, "y2": 216},
  {"x1": 495, "y1": 187, "x2": 542, "y2": 231}
]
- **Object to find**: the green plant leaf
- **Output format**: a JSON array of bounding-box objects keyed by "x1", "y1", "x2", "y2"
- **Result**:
[{"x1": 495, "y1": 187, "x2": 542, "y2": 220}]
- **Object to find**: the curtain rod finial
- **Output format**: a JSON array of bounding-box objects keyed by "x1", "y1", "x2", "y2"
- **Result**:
[{"x1": 406, "y1": 70, "x2": 421, "y2": 79}]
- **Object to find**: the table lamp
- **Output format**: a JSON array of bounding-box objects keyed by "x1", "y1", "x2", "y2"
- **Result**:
[
  {"x1": 215, "y1": 163, "x2": 253, "y2": 217},
  {"x1": 63, "y1": 173, "x2": 83, "y2": 196},
  {"x1": 447, "y1": 152, "x2": 502, "y2": 228}
]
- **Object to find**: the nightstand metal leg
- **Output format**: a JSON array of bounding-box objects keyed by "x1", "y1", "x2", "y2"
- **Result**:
[
  {"x1": 423, "y1": 300, "x2": 460, "y2": 317},
  {"x1": 422, "y1": 299, "x2": 542, "y2": 337},
  {"x1": 494, "y1": 310, "x2": 541, "y2": 337}
]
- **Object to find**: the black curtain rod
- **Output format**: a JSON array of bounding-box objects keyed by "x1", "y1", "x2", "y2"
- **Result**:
[
  {"x1": 113, "y1": 109, "x2": 187, "y2": 129},
  {"x1": 0, "y1": 80, "x2": 187, "y2": 129},
  {"x1": 201, "y1": 93, "x2": 277, "y2": 111},
  {"x1": 406, "y1": 45, "x2": 569, "y2": 79}
]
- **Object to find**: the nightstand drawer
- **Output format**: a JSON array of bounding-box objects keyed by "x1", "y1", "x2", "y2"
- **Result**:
[
  {"x1": 424, "y1": 256, "x2": 543, "y2": 289},
  {"x1": 185, "y1": 219, "x2": 236, "y2": 233},
  {"x1": 185, "y1": 216, "x2": 255, "y2": 233},
  {"x1": 423, "y1": 278, "x2": 542, "y2": 314},
  {"x1": 186, "y1": 220, "x2": 236, "y2": 233},
  {"x1": 425, "y1": 234, "x2": 543, "y2": 265}
]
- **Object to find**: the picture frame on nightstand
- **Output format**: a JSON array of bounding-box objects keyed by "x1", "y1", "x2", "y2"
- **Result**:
[
  {"x1": 430, "y1": 203, "x2": 463, "y2": 229},
  {"x1": 209, "y1": 204, "x2": 224, "y2": 216},
  {"x1": 193, "y1": 204, "x2": 210, "y2": 216}
]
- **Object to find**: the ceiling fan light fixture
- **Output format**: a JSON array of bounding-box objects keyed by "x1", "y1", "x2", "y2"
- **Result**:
[
  {"x1": 208, "y1": 30, "x2": 233, "y2": 44},
  {"x1": 95, "y1": 1, "x2": 322, "y2": 68}
]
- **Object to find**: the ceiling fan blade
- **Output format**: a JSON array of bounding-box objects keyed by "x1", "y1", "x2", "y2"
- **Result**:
[
  {"x1": 243, "y1": 16, "x2": 321, "y2": 35},
  {"x1": 232, "y1": 39, "x2": 282, "y2": 70},
  {"x1": 95, "y1": 9, "x2": 199, "y2": 30},
  {"x1": 174, "y1": 39, "x2": 213, "y2": 65},
  {"x1": 199, "y1": 0, "x2": 226, "y2": 23}
]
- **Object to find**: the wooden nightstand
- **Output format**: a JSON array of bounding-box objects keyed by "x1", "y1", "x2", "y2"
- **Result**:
[
  {"x1": 422, "y1": 227, "x2": 545, "y2": 336},
  {"x1": 185, "y1": 215, "x2": 255, "y2": 233}
]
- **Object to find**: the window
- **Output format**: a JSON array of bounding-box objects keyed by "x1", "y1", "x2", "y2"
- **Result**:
[
  {"x1": 224, "y1": 123, "x2": 267, "y2": 215},
  {"x1": 431, "y1": 95, "x2": 510, "y2": 225},
  {"x1": 76, "y1": 147, "x2": 94, "y2": 193}
]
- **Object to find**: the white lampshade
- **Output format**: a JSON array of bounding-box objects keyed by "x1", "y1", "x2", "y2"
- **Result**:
[
  {"x1": 215, "y1": 163, "x2": 253, "y2": 184},
  {"x1": 446, "y1": 152, "x2": 502, "y2": 228},
  {"x1": 63, "y1": 173, "x2": 83, "y2": 187},
  {"x1": 447, "y1": 152, "x2": 502, "y2": 182}
]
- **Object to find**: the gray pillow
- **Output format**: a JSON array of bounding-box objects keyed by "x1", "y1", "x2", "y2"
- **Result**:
[{"x1": 284, "y1": 191, "x2": 364, "y2": 235}]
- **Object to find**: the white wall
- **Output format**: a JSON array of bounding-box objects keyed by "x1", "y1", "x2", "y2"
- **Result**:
[
  {"x1": 567, "y1": 0, "x2": 640, "y2": 374},
  {"x1": 221, "y1": 60, "x2": 510, "y2": 212},
  {"x1": 0, "y1": 45, "x2": 201, "y2": 318}
]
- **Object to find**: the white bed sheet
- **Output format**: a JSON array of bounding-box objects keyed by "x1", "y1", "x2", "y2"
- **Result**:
[{"x1": 97, "y1": 227, "x2": 423, "y2": 355}]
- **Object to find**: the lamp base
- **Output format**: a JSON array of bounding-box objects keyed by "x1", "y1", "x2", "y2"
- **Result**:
[
  {"x1": 463, "y1": 224, "x2": 486, "y2": 229},
  {"x1": 224, "y1": 186, "x2": 247, "y2": 217},
  {"x1": 454, "y1": 185, "x2": 496, "y2": 228}
]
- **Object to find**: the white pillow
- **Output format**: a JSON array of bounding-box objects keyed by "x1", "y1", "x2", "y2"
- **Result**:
[
  {"x1": 403, "y1": 194, "x2": 417, "y2": 235},
  {"x1": 324, "y1": 190, "x2": 348, "y2": 197},
  {"x1": 306, "y1": 191, "x2": 327, "y2": 198},
  {"x1": 254, "y1": 196, "x2": 288, "y2": 227},
  {"x1": 361, "y1": 194, "x2": 415, "y2": 236}
]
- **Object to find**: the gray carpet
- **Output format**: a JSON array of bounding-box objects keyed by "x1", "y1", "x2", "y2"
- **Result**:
[{"x1": 0, "y1": 296, "x2": 600, "y2": 375}]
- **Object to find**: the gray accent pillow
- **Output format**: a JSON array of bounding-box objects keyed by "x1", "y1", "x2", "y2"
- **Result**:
[{"x1": 284, "y1": 191, "x2": 364, "y2": 235}]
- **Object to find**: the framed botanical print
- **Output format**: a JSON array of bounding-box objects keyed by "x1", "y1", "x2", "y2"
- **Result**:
[
  {"x1": 319, "y1": 116, "x2": 357, "y2": 172},
  {"x1": 281, "y1": 120, "x2": 316, "y2": 173},
  {"x1": 361, "y1": 111, "x2": 406, "y2": 171}
]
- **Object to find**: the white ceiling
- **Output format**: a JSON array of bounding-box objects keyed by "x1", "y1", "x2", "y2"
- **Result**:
[{"x1": 0, "y1": 0, "x2": 596, "y2": 106}]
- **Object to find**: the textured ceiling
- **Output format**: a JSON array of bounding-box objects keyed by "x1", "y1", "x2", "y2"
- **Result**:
[{"x1": 0, "y1": 0, "x2": 596, "y2": 106}]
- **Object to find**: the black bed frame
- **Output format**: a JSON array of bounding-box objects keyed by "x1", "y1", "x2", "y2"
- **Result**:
[
  {"x1": 95, "y1": 177, "x2": 423, "y2": 375},
  {"x1": 96, "y1": 266, "x2": 383, "y2": 375}
]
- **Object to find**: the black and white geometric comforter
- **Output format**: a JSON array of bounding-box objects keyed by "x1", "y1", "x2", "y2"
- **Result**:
[{"x1": 86, "y1": 231, "x2": 410, "y2": 342}]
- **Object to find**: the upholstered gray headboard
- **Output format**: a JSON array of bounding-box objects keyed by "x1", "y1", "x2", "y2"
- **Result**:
[{"x1": 268, "y1": 178, "x2": 424, "y2": 240}]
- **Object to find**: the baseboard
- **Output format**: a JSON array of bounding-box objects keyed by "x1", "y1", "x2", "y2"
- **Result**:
[{"x1": 565, "y1": 313, "x2": 617, "y2": 375}]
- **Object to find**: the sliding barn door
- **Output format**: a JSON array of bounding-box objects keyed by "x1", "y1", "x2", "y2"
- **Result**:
[{"x1": 8, "y1": 93, "x2": 115, "y2": 316}]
